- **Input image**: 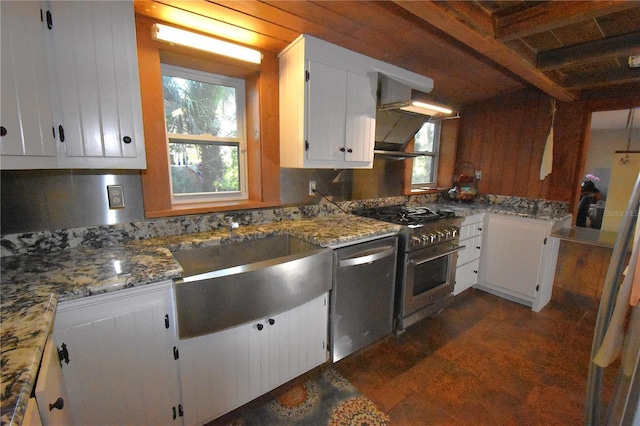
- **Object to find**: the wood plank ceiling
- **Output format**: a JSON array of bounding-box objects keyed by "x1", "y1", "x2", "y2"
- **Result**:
[{"x1": 134, "y1": 0, "x2": 640, "y2": 107}]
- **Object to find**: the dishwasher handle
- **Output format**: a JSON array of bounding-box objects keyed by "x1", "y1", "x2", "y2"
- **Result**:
[{"x1": 338, "y1": 245, "x2": 396, "y2": 268}]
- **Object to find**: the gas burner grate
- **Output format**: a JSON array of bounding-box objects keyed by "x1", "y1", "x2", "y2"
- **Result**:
[{"x1": 352, "y1": 205, "x2": 443, "y2": 226}]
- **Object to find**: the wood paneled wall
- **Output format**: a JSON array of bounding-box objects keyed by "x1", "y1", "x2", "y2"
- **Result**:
[
  {"x1": 455, "y1": 89, "x2": 640, "y2": 220},
  {"x1": 455, "y1": 88, "x2": 589, "y2": 203}
]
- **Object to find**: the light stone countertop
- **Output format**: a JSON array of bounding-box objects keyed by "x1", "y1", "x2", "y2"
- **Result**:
[
  {"x1": 0, "y1": 201, "x2": 571, "y2": 425},
  {"x1": 0, "y1": 215, "x2": 401, "y2": 426}
]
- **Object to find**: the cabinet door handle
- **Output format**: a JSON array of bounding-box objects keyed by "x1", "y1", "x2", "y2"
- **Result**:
[
  {"x1": 49, "y1": 397, "x2": 64, "y2": 411},
  {"x1": 256, "y1": 323, "x2": 264, "y2": 331},
  {"x1": 122, "y1": 136, "x2": 132, "y2": 144},
  {"x1": 57, "y1": 343, "x2": 69, "y2": 365},
  {"x1": 46, "y1": 10, "x2": 53, "y2": 30},
  {"x1": 268, "y1": 318, "x2": 275, "y2": 325},
  {"x1": 58, "y1": 125, "x2": 65, "y2": 142}
]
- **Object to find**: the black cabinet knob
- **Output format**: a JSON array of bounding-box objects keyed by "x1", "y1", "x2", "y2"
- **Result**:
[
  {"x1": 347, "y1": 148, "x2": 353, "y2": 153},
  {"x1": 256, "y1": 323, "x2": 264, "y2": 330},
  {"x1": 268, "y1": 318, "x2": 275, "y2": 325},
  {"x1": 0, "y1": 126, "x2": 6, "y2": 137},
  {"x1": 122, "y1": 136, "x2": 132, "y2": 144},
  {"x1": 49, "y1": 397, "x2": 64, "y2": 411},
  {"x1": 339, "y1": 147, "x2": 346, "y2": 152}
]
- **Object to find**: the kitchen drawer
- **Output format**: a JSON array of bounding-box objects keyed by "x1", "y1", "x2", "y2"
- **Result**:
[
  {"x1": 454, "y1": 258, "x2": 480, "y2": 295},
  {"x1": 460, "y1": 217, "x2": 484, "y2": 240},
  {"x1": 457, "y1": 235, "x2": 482, "y2": 266}
]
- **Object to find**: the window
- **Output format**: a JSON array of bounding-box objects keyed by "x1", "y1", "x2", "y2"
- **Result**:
[
  {"x1": 161, "y1": 64, "x2": 247, "y2": 204},
  {"x1": 411, "y1": 121, "x2": 440, "y2": 187}
]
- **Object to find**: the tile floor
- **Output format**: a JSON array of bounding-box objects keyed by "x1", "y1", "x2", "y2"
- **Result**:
[
  {"x1": 212, "y1": 287, "x2": 619, "y2": 425},
  {"x1": 334, "y1": 288, "x2": 619, "y2": 425}
]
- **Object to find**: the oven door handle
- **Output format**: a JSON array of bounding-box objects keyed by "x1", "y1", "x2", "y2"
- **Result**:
[
  {"x1": 338, "y1": 245, "x2": 396, "y2": 268},
  {"x1": 409, "y1": 245, "x2": 466, "y2": 266}
]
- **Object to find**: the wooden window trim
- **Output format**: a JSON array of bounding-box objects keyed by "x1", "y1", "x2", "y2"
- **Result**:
[{"x1": 135, "y1": 15, "x2": 280, "y2": 218}]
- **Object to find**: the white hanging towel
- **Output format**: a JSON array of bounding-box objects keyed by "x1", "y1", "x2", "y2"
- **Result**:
[
  {"x1": 540, "y1": 126, "x2": 553, "y2": 180},
  {"x1": 593, "y1": 211, "x2": 640, "y2": 368},
  {"x1": 540, "y1": 99, "x2": 556, "y2": 180}
]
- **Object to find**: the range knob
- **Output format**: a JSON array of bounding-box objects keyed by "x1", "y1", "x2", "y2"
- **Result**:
[{"x1": 411, "y1": 235, "x2": 422, "y2": 246}]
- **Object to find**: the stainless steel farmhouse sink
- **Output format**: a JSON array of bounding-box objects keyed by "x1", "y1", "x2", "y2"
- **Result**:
[{"x1": 172, "y1": 235, "x2": 332, "y2": 339}]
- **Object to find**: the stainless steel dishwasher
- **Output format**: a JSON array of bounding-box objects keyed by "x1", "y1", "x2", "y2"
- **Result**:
[{"x1": 331, "y1": 235, "x2": 398, "y2": 362}]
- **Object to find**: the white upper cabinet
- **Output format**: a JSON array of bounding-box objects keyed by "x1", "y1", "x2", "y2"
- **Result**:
[
  {"x1": 0, "y1": 1, "x2": 57, "y2": 169},
  {"x1": 50, "y1": 1, "x2": 146, "y2": 169},
  {"x1": 279, "y1": 35, "x2": 377, "y2": 169},
  {"x1": 279, "y1": 34, "x2": 434, "y2": 169},
  {"x1": 1, "y1": 1, "x2": 146, "y2": 170}
]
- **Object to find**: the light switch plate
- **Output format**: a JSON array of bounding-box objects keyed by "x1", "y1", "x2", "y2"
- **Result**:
[{"x1": 107, "y1": 185, "x2": 125, "y2": 209}]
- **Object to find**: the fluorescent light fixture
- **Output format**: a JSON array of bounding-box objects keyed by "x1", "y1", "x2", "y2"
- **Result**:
[
  {"x1": 404, "y1": 101, "x2": 453, "y2": 115},
  {"x1": 152, "y1": 23, "x2": 262, "y2": 64}
]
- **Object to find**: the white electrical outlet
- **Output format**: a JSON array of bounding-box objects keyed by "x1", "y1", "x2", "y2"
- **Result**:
[
  {"x1": 309, "y1": 181, "x2": 317, "y2": 196},
  {"x1": 475, "y1": 170, "x2": 482, "y2": 181}
]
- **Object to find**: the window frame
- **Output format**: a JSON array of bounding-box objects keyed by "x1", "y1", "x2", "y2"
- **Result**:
[
  {"x1": 161, "y1": 64, "x2": 248, "y2": 204},
  {"x1": 410, "y1": 121, "x2": 441, "y2": 189}
]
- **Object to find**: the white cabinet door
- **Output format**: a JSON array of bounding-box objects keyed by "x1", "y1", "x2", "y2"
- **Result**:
[
  {"x1": 178, "y1": 293, "x2": 329, "y2": 426},
  {"x1": 35, "y1": 336, "x2": 74, "y2": 426},
  {"x1": 479, "y1": 215, "x2": 550, "y2": 306},
  {"x1": 454, "y1": 259, "x2": 480, "y2": 296},
  {"x1": 0, "y1": 1, "x2": 57, "y2": 169},
  {"x1": 307, "y1": 61, "x2": 347, "y2": 163},
  {"x1": 279, "y1": 35, "x2": 376, "y2": 169},
  {"x1": 53, "y1": 281, "x2": 181, "y2": 426},
  {"x1": 49, "y1": 1, "x2": 146, "y2": 169}
]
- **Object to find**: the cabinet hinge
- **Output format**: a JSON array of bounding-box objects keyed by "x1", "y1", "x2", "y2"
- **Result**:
[
  {"x1": 164, "y1": 314, "x2": 170, "y2": 329},
  {"x1": 57, "y1": 343, "x2": 70, "y2": 366},
  {"x1": 305, "y1": 70, "x2": 310, "y2": 81},
  {"x1": 173, "y1": 346, "x2": 179, "y2": 360},
  {"x1": 305, "y1": 141, "x2": 309, "y2": 151},
  {"x1": 40, "y1": 9, "x2": 53, "y2": 30},
  {"x1": 535, "y1": 284, "x2": 540, "y2": 292},
  {"x1": 172, "y1": 404, "x2": 183, "y2": 419},
  {"x1": 543, "y1": 237, "x2": 547, "y2": 245}
]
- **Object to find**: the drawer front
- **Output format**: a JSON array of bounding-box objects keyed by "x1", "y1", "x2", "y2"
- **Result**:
[
  {"x1": 457, "y1": 235, "x2": 482, "y2": 266},
  {"x1": 460, "y1": 221, "x2": 483, "y2": 240}
]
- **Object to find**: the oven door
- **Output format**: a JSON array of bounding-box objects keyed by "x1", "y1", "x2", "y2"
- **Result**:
[{"x1": 403, "y1": 241, "x2": 464, "y2": 316}]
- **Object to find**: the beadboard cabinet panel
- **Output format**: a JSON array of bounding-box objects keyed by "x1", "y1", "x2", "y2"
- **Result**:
[
  {"x1": 178, "y1": 293, "x2": 329, "y2": 426},
  {"x1": 50, "y1": 1, "x2": 146, "y2": 168},
  {"x1": 54, "y1": 282, "x2": 180, "y2": 426},
  {"x1": 0, "y1": 1, "x2": 57, "y2": 168}
]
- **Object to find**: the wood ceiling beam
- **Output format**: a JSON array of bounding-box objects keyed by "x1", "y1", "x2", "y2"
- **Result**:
[
  {"x1": 537, "y1": 31, "x2": 640, "y2": 70},
  {"x1": 435, "y1": 1, "x2": 494, "y2": 38},
  {"x1": 562, "y1": 66, "x2": 640, "y2": 90},
  {"x1": 494, "y1": 1, "x2": 636, "y2": 42},
  {"x1": 393, "y1": 1, "x2": 576, "y2": 102}
]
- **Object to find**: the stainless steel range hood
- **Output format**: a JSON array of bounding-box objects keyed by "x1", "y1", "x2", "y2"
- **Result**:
[{"x1": 374, "y1": 74, "x2": 456, "y2": 159}]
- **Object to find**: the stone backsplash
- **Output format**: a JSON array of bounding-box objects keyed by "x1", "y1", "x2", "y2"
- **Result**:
[{"x1": 0, "y1": 193, "x2": 568, "y2": 257}]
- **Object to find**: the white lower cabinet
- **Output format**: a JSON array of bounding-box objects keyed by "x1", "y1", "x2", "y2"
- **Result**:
[
  {"x1": 34, "y1": 335, "x2": 74, "y2": 426},
  {"x1": 454, "y1": 214, "x2": 484, "y2": 295},
  {"x1": 53, "y1": 281, "x2": 181, "y2": 426},
  {"x1": 178, "y1": 293, "x2": 329, "y2": 426},
  {"x1": 477, "y1": 214, "x2": 564, "y2": 311}
]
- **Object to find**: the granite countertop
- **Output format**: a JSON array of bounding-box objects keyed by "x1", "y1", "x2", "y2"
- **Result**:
[
  {"x1": 551, "y1": 226, "x2": 619, "y2": 248},
  {"x1": 0, "y1": 201, "x2": 570, "y2": 425},
  {"x1": 0, "y1": 215, "x2": 401, "y2": 426}
]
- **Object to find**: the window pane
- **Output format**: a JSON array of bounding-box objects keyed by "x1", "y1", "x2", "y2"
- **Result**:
[
  {"x1": 412, "y1": 155, "x2": 435, "y2": 183},
  {"x1": 169, "y1": 141, "x2": 240, "y2": 194},
  {"x1": 163, "y1": 75, "x2": 237, "y2": 138},
  {"x1": 414, "y1": 122, "x2": 435, "y2": 152}
]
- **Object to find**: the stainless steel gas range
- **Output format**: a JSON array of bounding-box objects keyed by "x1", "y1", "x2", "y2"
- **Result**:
[{"x1": 352, "y1": 205, "x2": 464, "y2": 334}]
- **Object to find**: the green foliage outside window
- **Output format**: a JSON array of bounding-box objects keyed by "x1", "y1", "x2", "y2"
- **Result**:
[{"x1": 162, "y1": 72, "x2": 242, "y2": 196}]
